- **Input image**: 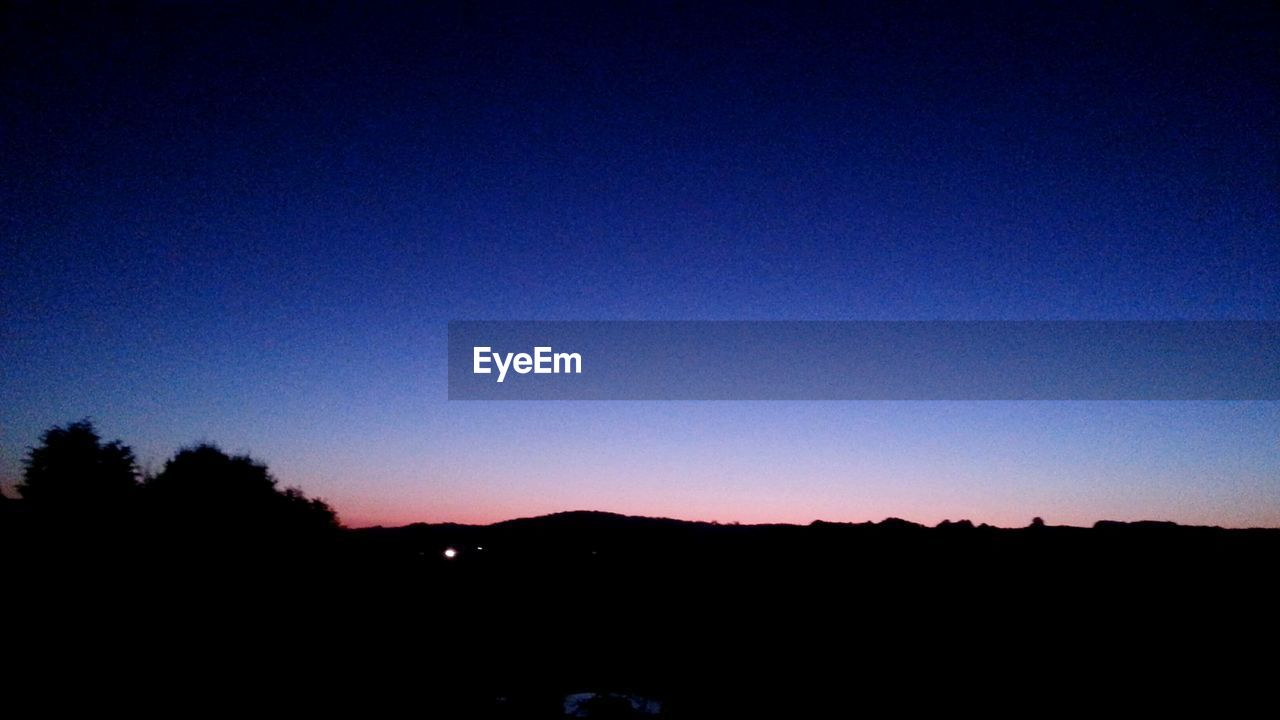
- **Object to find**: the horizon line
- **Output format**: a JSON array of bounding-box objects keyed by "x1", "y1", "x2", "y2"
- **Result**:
[{"x1": 347, "y1": 508, "x2": 1280, "y2": 532}]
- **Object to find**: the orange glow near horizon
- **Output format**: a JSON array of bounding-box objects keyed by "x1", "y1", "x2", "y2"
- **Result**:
[{"x1": 335, "y1": 498, "x2": 1280, "y2": 530}]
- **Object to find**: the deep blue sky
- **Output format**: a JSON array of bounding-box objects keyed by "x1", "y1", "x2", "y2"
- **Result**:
[{"x1": 2, "y1": 1, "x2": 1277, "y2": 526}]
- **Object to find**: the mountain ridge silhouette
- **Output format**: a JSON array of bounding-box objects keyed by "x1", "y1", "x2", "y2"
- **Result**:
[{"x1": 357, "y1": 508, "x2": 1267, "y2": 532}]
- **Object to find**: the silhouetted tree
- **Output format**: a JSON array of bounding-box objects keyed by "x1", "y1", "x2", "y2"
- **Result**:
[
  {"x1": 279, "y1": 486, "x2": 341, "y2": 532},
  {"x1": 17, "y1": 419, "x2": 139, "y2": 514},
  {"x1": 1030, "y1": 516, "x2": 1046, "y2": 528},
  {"x1": 144, "y1": 444, "x2": 339, "y2": 543}
]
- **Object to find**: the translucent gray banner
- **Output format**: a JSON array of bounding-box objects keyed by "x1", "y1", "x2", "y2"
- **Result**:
[{"x1": 447, "y1": 321, "x2": 1279, "y2": 400}]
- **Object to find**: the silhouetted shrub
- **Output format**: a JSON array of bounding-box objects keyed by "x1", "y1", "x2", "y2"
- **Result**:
[
  {"x1": 143, "y1": 444, "x2": 339, "y2": 545},
  {"x1": 17, "y1": 419, "x2": 139, "y2": 516}
]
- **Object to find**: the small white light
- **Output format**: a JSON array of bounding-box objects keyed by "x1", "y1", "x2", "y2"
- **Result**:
[{"x1": 443, "y1": 548, "x2": 458, "y2": 559}]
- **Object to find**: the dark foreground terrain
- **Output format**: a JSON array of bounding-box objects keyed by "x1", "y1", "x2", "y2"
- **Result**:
[{"x1": 5, "y1": 508, "x2": 1277, "y2": 715}]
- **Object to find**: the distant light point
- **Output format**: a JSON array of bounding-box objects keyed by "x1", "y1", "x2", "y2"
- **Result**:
[{"x1": 444, "y1": 548, "x2": 458, "y2": 559}]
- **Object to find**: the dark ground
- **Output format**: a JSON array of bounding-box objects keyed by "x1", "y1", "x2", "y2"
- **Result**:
[{"x1": 5, "y1": 508, "x2": 1276, "y2": 715}]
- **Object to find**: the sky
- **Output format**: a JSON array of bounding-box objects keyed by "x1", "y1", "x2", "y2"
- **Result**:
[{"x1": 2, "y1": 1, "x2": 1277, "y2": 527}]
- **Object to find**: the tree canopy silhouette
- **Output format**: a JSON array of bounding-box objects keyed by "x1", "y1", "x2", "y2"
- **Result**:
[
  {"x1": 144, "y1": 443, "x2": 339, "y2": 540},
  {"x1": 17, "y1": 419, "x2": 139, "y2": 514}
]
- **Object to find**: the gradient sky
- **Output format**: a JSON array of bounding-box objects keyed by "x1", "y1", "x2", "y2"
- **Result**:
[{"x1": 2, "y1": 1, "x2": 1277, "y2": 527}]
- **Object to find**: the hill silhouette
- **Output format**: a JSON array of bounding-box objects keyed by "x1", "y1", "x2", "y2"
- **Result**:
[
  {"x1": 325, "y1": 509, "x2": 1278, "y2": 714},
  {"x1": 350, "y1": 509, "x2": 1279, "y2": 583}
]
